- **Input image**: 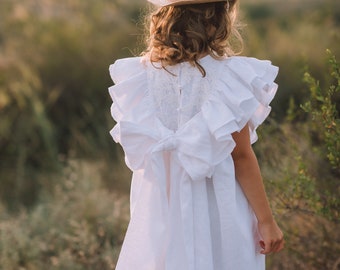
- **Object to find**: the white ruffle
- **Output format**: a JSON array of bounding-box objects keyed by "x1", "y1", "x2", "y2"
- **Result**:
[
  {"x1": 202, "y1": 56, "x2": 278, "y2": 144},
  {"x1": 108, "y1": 57, "x2": 154, "y2": 144},
  {"x1": 108, "y1": 57, "x2": 148, "y2": 123}
]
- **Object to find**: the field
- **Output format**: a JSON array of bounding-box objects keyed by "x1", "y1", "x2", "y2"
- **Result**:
[{"x1": 0, "y1": 0, "x2": 339, "y2": 269}]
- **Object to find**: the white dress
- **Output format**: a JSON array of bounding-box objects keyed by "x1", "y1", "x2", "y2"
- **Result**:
[{"x1": 108, "y1": 55, "x2": 278, "y2": 270}]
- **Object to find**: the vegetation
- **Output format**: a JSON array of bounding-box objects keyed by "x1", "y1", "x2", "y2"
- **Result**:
[
  {"x1": 254, "y1": 52, "x2": 340, "y2": 269},
  {"x1": 0, "y1": 0, "x2": 143, "y2": 210},
  {"x1": 0, "y1": 159, "x2": 130, "y2": 270},
  {"x1": 0, "y1": 0, "x2": 339, "y2": 269}
]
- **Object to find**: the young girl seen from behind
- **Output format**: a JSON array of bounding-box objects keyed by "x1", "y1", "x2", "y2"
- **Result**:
[{"x1": 108, "y1": 0, "x2": 284, "y2": 269}]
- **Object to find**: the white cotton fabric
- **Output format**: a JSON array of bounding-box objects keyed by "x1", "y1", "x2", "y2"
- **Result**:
[{"x1": 108, "y1": 55, "x2": 278, "y2": 270}]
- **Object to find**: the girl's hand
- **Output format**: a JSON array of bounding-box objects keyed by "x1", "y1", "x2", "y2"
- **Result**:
[{"x1": 258, "y1": 219, "x2": 284, "y2": 255}]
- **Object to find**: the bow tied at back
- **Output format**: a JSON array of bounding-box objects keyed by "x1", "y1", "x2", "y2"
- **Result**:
[{"x1": 116, "y1": 116, "x2": 235, "y2": 182}]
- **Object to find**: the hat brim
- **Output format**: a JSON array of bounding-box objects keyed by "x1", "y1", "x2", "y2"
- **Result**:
[{"x1": 149, "y1": 0, "x2": 226, "y2": 7}]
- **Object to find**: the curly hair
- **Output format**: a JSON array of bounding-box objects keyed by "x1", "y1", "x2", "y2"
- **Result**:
[{"x1": 143, "y1": 1, "x2": 242, "y2": 76}]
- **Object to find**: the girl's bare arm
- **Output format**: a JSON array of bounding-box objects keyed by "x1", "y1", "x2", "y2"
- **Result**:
[{"x1": 232, "y1": 124, "x2": 284, "y2": 254}]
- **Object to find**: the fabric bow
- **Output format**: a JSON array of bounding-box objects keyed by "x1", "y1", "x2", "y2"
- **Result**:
[{"x1": 114, "y1": 116, "x2": 234, "y2": 183}]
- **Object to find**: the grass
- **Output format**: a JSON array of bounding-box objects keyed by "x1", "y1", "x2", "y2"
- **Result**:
[{"x1": 0, "y1": 159, "x2": 130, "y2": 270}]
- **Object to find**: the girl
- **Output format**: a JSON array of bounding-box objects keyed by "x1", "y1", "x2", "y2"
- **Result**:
[{"x1": 108, "y1": 0, "x2": 284, "y2": 269}]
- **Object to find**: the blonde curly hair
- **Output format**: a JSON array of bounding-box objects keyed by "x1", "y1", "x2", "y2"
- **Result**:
[{"x1": 143, "y1": 1, "x2": 242, "y2": 76}]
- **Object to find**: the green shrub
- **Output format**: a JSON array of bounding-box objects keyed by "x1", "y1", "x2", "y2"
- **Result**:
[
  {"x1": 256, "y1": 52, "x2": 340, "y2": 269},
  {"x1": 302, "y1": 51, "x2": 340, "y2": 171},
  {"x1": 0, "y1": 159, "x2": 129, "y2": 270}
]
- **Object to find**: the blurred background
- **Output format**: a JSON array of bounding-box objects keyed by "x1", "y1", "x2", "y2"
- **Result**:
[{"x1": 0, "y1": 0, "x2": 339, "y2": 269}]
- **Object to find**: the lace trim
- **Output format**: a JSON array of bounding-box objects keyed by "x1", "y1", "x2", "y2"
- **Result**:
[{"x1": 147, "y1": 61, "x2": 216, "y2": 131}]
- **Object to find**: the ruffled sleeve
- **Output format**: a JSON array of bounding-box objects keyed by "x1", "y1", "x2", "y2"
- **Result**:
[
  {"x1": 108, "y1": 57, "x2": 148, "y2": 122},
  {"x1": 203, "y1": 56, "x2": 278, "y2": 144},
  {"x1": 108, "y1": 57, "x2": 149, "y2": 143}
]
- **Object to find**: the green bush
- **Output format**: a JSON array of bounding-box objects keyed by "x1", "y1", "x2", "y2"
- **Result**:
[
  {"x1": 255, "y1": 52, "x2": 340, "y2": 269},
  {"x1": 0, "y1": 159, "x2": 129, "y2": 270},
  {"x1": 302, "y1": 51, "x2": 340, "y2": 171}
]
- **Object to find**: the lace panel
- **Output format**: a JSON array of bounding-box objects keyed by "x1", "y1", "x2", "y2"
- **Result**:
[{"x1": 147, "y1": 62, "x2": 215, "y2": 131}]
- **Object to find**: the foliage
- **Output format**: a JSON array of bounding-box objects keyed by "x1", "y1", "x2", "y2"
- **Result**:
[
  {"x1": 301, "y1": 51, "x2": 340, "y2": 170},
  {"x1": 0, "y1": 60, "x2": 58, "y2": 210},
  {"x1": 0, "y1": 160, "x2": 129, "y2": 270},
  {"x1": 255, "y1": 52, "x2": 340, "y2": 269},
  {"x1": 242, "y1": 0, "x2": 340, "y2": 118},
  {"x1": 0, "y1": 0, "x2": 143, "y2": 209}
]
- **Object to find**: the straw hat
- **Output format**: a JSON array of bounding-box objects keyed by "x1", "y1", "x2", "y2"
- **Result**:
[{"x1": 148, "y1": 0, "x2": 226, "y2": 7}]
